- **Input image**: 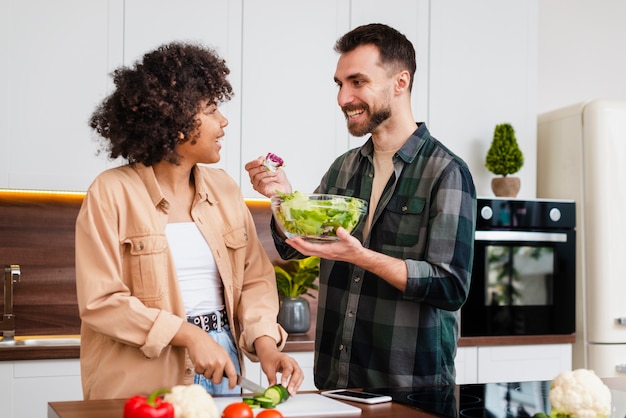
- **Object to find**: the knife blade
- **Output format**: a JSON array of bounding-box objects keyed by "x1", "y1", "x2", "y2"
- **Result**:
[{"x1": 236, "y1": 374, "x2": 266, "y2": 396}]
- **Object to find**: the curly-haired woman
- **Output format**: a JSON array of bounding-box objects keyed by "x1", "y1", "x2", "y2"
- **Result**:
[{"x1": 75, "y1": 42, "x2": 302, "y2": 400}]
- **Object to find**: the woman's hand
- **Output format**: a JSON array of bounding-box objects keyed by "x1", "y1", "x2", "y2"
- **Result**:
[
  {"x1": 172, "y1": 322, "x2": 238, "y2": 389},
  {"x1": 254, "y1": 336, "x2": 304, "y2": 396},
  {"x1": 244, "y1": 157, "x2": 292, "y2": 198}
]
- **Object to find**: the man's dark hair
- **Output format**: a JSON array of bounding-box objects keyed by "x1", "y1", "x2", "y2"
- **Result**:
[{"x1": 334, "y1": 23, "x2": 416, "y2": 91}]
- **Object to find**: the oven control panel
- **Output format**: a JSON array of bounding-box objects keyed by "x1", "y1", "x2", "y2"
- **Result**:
[{"x1": 477, "y1": 198, "x2": 575, "y2": 230}]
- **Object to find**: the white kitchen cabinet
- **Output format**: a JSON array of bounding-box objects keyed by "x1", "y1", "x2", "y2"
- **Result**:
[
  {"x1": 477, "y1": 344, "x2": 571, "y2": 384},
  {"x1": 122, "y1": 0, "x2": 242, "y2": 185},
  {"x1": 455, "y1": 346, "x2": 478, "y2": 384},
  {"x1": 2, "y1": 359, "x2": 82, "y2": 418},
  {"x1": 244, "y1": 344, "x2": 569, "y2": 388},
  {"x1": 238, "y1": 0, "x2": 431, "y2": 197},
  {"x1": 2, "y1": 1, "x2": 538, "y2": 197},
  {"x1": 428, "y1": 0, "x2": 539, "y2": 199},
  {"x1": 587, "y1": 344, "x2": 626, "y2": 379},
  {"x1": 0, "y1": 0, "x2": 123, "y2": 192}
]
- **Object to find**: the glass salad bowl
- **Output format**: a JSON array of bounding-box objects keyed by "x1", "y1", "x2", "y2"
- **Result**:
[{"x1": 270, "y1": 192, "x2": 368, "y2": 242}]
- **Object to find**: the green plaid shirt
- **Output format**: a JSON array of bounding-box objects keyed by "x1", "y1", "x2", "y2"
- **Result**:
[{"x1": 274, "y1": 123, "x2": 476, "y2": 389}]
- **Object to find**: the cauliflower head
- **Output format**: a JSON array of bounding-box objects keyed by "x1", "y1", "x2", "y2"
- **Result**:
[
  {"x1": 163, "y1": 384, "x2": 219, "y2": 418},
  {"x1": 549, "y1": 369, "x2": 611, "y2": 418}
]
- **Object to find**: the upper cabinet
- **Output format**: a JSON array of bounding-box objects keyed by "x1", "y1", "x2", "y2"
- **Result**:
[
  {"x1": 0, "y1": 0, "x2": 538, "y2": 197},
  {"x1": 0, "y1": 0, "x2": 123, "y2": 191}
]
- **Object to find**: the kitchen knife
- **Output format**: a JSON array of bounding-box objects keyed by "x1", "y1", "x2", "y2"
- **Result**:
[{"x1": 236, "y1": 374, "x2": 266, "y2": 396}]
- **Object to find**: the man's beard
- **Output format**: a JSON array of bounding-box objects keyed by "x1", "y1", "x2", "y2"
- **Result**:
[{"x1": 344, "y1": 104, "x2": 391, "y2": 137}]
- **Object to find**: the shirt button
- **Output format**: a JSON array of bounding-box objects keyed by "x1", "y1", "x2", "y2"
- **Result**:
[
  {"x1": 347, "y1": 311, "x2": 354, "y2": 318},
  {"x1": 368, "y1": 173, "x2": 374, "y2": 178},
  {"x1": 402, "y1": 205, "x2": 408, "y2": 212},
  {"x1": 186, "y1": 368, "x2": 194, "y2": 375},
  {"x1": 137, "y1": 242, "x2": 144, "y2": 250},
  {"x1": 354, "y1": 276, "x2": 361, "y2": 283},
  {"x1": 338, "y1": 344, "x2": 344, "y2": 351}
]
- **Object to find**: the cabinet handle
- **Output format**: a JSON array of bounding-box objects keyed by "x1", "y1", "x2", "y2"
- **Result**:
[
  {"x1": 616, "y1": 365, "x2": 626, "y2": 373},
  {"x1": 616, "y1": 318, "x2": 626, "y2": 325}
]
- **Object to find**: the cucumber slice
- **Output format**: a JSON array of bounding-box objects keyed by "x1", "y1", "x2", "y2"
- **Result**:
[
  {"x1": 263, "y1": 387, "x2": 283, "y2": 405},
  {"x1": 264, "y1": 384, "x2": 290, "y2": 404},
  {"x1": 252, "y1": 396, "x2": 276, "y2": 408}
]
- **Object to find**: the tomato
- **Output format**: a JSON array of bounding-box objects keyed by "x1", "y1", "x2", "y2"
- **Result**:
[
  {"x1": 257, "y1": 410, "x2": 284, "y2": 418},
  {"x1": 221, "y1": 402, "x2": 254, "y2": 418}
]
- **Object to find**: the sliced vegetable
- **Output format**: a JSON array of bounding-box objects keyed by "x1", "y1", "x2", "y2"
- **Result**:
[
  {"x1": 253, "y1": 396, "x2": 276, "y2": 409},
  {"x1": 240, "y1": 385, "x2": 290, "y2": 410},
  {"x1": 264, "y1": 384, "x2": 289, "y2": 404}
]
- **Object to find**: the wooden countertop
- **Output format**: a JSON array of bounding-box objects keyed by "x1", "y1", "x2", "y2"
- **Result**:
[
  {"x1": 0, "y1": 332, "x2": 575, "y2": 361},
  {"x1": 47, "y1": 392, "x2": 431, "y2": 418}
]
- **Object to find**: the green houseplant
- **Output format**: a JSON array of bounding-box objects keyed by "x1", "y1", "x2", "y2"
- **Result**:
[
  {"x1": 485, "y1": 123, "x2": 524, "y2": 197},
  {"x1": 274, "y1": 256, "x2": 320, "y2": 334}
]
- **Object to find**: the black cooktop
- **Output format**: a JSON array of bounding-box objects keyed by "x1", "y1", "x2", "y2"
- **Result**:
[{"x1": 368, "y1": 381, "x2": 551, "y2": 418}]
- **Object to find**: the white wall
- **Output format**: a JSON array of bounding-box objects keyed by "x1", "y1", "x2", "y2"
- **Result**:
[{"x1": 538, "y1": 0, "x2": 626, "y2": 114}]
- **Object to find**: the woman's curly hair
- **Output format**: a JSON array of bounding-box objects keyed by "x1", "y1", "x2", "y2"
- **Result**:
[{"x1": 90, "y1": 42, "x2": 233, "y2": 166}]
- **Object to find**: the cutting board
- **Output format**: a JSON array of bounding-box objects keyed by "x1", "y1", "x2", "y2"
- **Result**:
[{"x1": 214, "y1": 393, "x2": 362, "y2": 417}]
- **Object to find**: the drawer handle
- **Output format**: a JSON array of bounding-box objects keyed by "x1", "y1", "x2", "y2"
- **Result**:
[
  {"x1": 617, "y1": 318, "x2": 626, "y2": 325},
  {"x1": 616, "y1": 365, "x2": 626, "y2": 373}
]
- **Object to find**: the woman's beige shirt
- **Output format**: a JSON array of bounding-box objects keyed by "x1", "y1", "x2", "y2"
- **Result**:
[{"x1": 75, "y1": 163, "x2": 286, "y2": 399}]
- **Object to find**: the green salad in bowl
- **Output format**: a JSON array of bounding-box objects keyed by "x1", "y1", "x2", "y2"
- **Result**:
[{"x1": 270, "y1": 192, "x2": 368, "y2": 242}]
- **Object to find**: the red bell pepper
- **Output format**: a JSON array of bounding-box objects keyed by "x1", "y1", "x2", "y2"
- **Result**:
[{"x1": 123, "y1": 388, "x2": 174, "y2": 418}]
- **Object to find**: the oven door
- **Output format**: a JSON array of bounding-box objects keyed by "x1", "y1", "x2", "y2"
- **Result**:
[{"x1": 461, "y1": 229, "x2": 576, "y2": 336}]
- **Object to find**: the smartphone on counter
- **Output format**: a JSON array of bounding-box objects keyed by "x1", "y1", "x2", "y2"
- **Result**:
[{"x1": 321, "y1": 389, "x2": 392, "y2": 404}]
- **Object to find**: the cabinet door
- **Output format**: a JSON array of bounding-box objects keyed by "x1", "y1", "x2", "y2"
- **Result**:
[
  {"x1": 239, "y1": 0, "x2": 349, "y2": 197},
  {"x1": 455, "y1": 346, "x2": 478, "y2": 384},
  {"x1": 429, "y1": 0, "x2": 538, "y2": 198},
  {"x1": 12, "y1": 359, "x2": 82, "y2": 418},
  {"x1": 1, "y1": 0, "x2": 123, "y2": 191},
  {"x1": 477, "y1": 344, "x2": 571, "y2": 384},
  {"x1": 123, "y1": 0, "x2": 242, "y2": 183}
]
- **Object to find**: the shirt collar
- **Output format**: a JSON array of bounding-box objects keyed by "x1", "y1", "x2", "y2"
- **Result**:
[
  {"x1": 359, "y1": 122, "x2": 429, "y2": 163},
  {"x1": 133, "y1": 163, "x2": 165, "y2": 208},
  {"x1": 132, "y1": 163, "x2": 214, "y2": 210}
]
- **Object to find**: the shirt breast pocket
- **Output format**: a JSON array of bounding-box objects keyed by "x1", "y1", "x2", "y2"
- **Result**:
[
  {"x1": 124, "y1": 234, "x2": 169, "y2": 304},
  {"x1": 381, "y1": 196, "x2": 426, "y2": 247},
  {"x1": 223, "y1": 226, "x2": 249, "y2": 289}
]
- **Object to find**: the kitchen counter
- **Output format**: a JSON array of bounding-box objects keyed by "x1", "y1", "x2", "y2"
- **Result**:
[
  {"x1": 0, "y1": 332, "x2": 575, "y2": 361},
  {"x1": 47, "y1": 391, "x2": 431, "y2": 418},
  {"x1": 46, "y1": 378, "x2": 626, "y2": 418}
]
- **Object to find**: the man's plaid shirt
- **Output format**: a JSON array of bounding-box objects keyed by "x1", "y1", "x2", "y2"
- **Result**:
[{"x1": 273, "y1": 123, "x2": 476, "y2": 389}]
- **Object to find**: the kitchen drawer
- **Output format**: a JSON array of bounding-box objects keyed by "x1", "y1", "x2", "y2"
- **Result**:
[
  {"x1": 588, "y1": 344, "x2": 626, "y2": 378},
  {"x1": 477, "y1": 344, "x2": 571, "y2": 383}
]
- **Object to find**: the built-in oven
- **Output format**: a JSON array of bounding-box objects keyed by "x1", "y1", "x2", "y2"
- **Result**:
[{"x1": 461, "y1": 198, "x2": 576, "y2": 336}]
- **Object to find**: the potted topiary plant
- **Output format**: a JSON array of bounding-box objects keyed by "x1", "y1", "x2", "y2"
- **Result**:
[
  {"x1": 485, "y1": 123, "x2": 524, "y2": 197},
  {"x1": 274, "y1": 256, "x2": 320, "y2": 334}
]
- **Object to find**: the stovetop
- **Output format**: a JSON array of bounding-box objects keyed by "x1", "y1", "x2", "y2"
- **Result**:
[
  {"x1": 369, "y1": 381, "x2": 552, "y2": 418},
  {"x1": 369, "y1": 380, "x2": 626, "y2": 418}
]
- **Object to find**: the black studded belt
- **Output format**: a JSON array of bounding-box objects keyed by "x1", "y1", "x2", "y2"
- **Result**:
[{"x1": 187, "y1": 309, "x2": 228, "y2": 332}]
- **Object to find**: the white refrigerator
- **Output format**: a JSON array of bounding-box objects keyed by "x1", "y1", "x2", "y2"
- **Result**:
[{"x1": 537, "y1": 99, "x2": 626, "y2": 377}]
